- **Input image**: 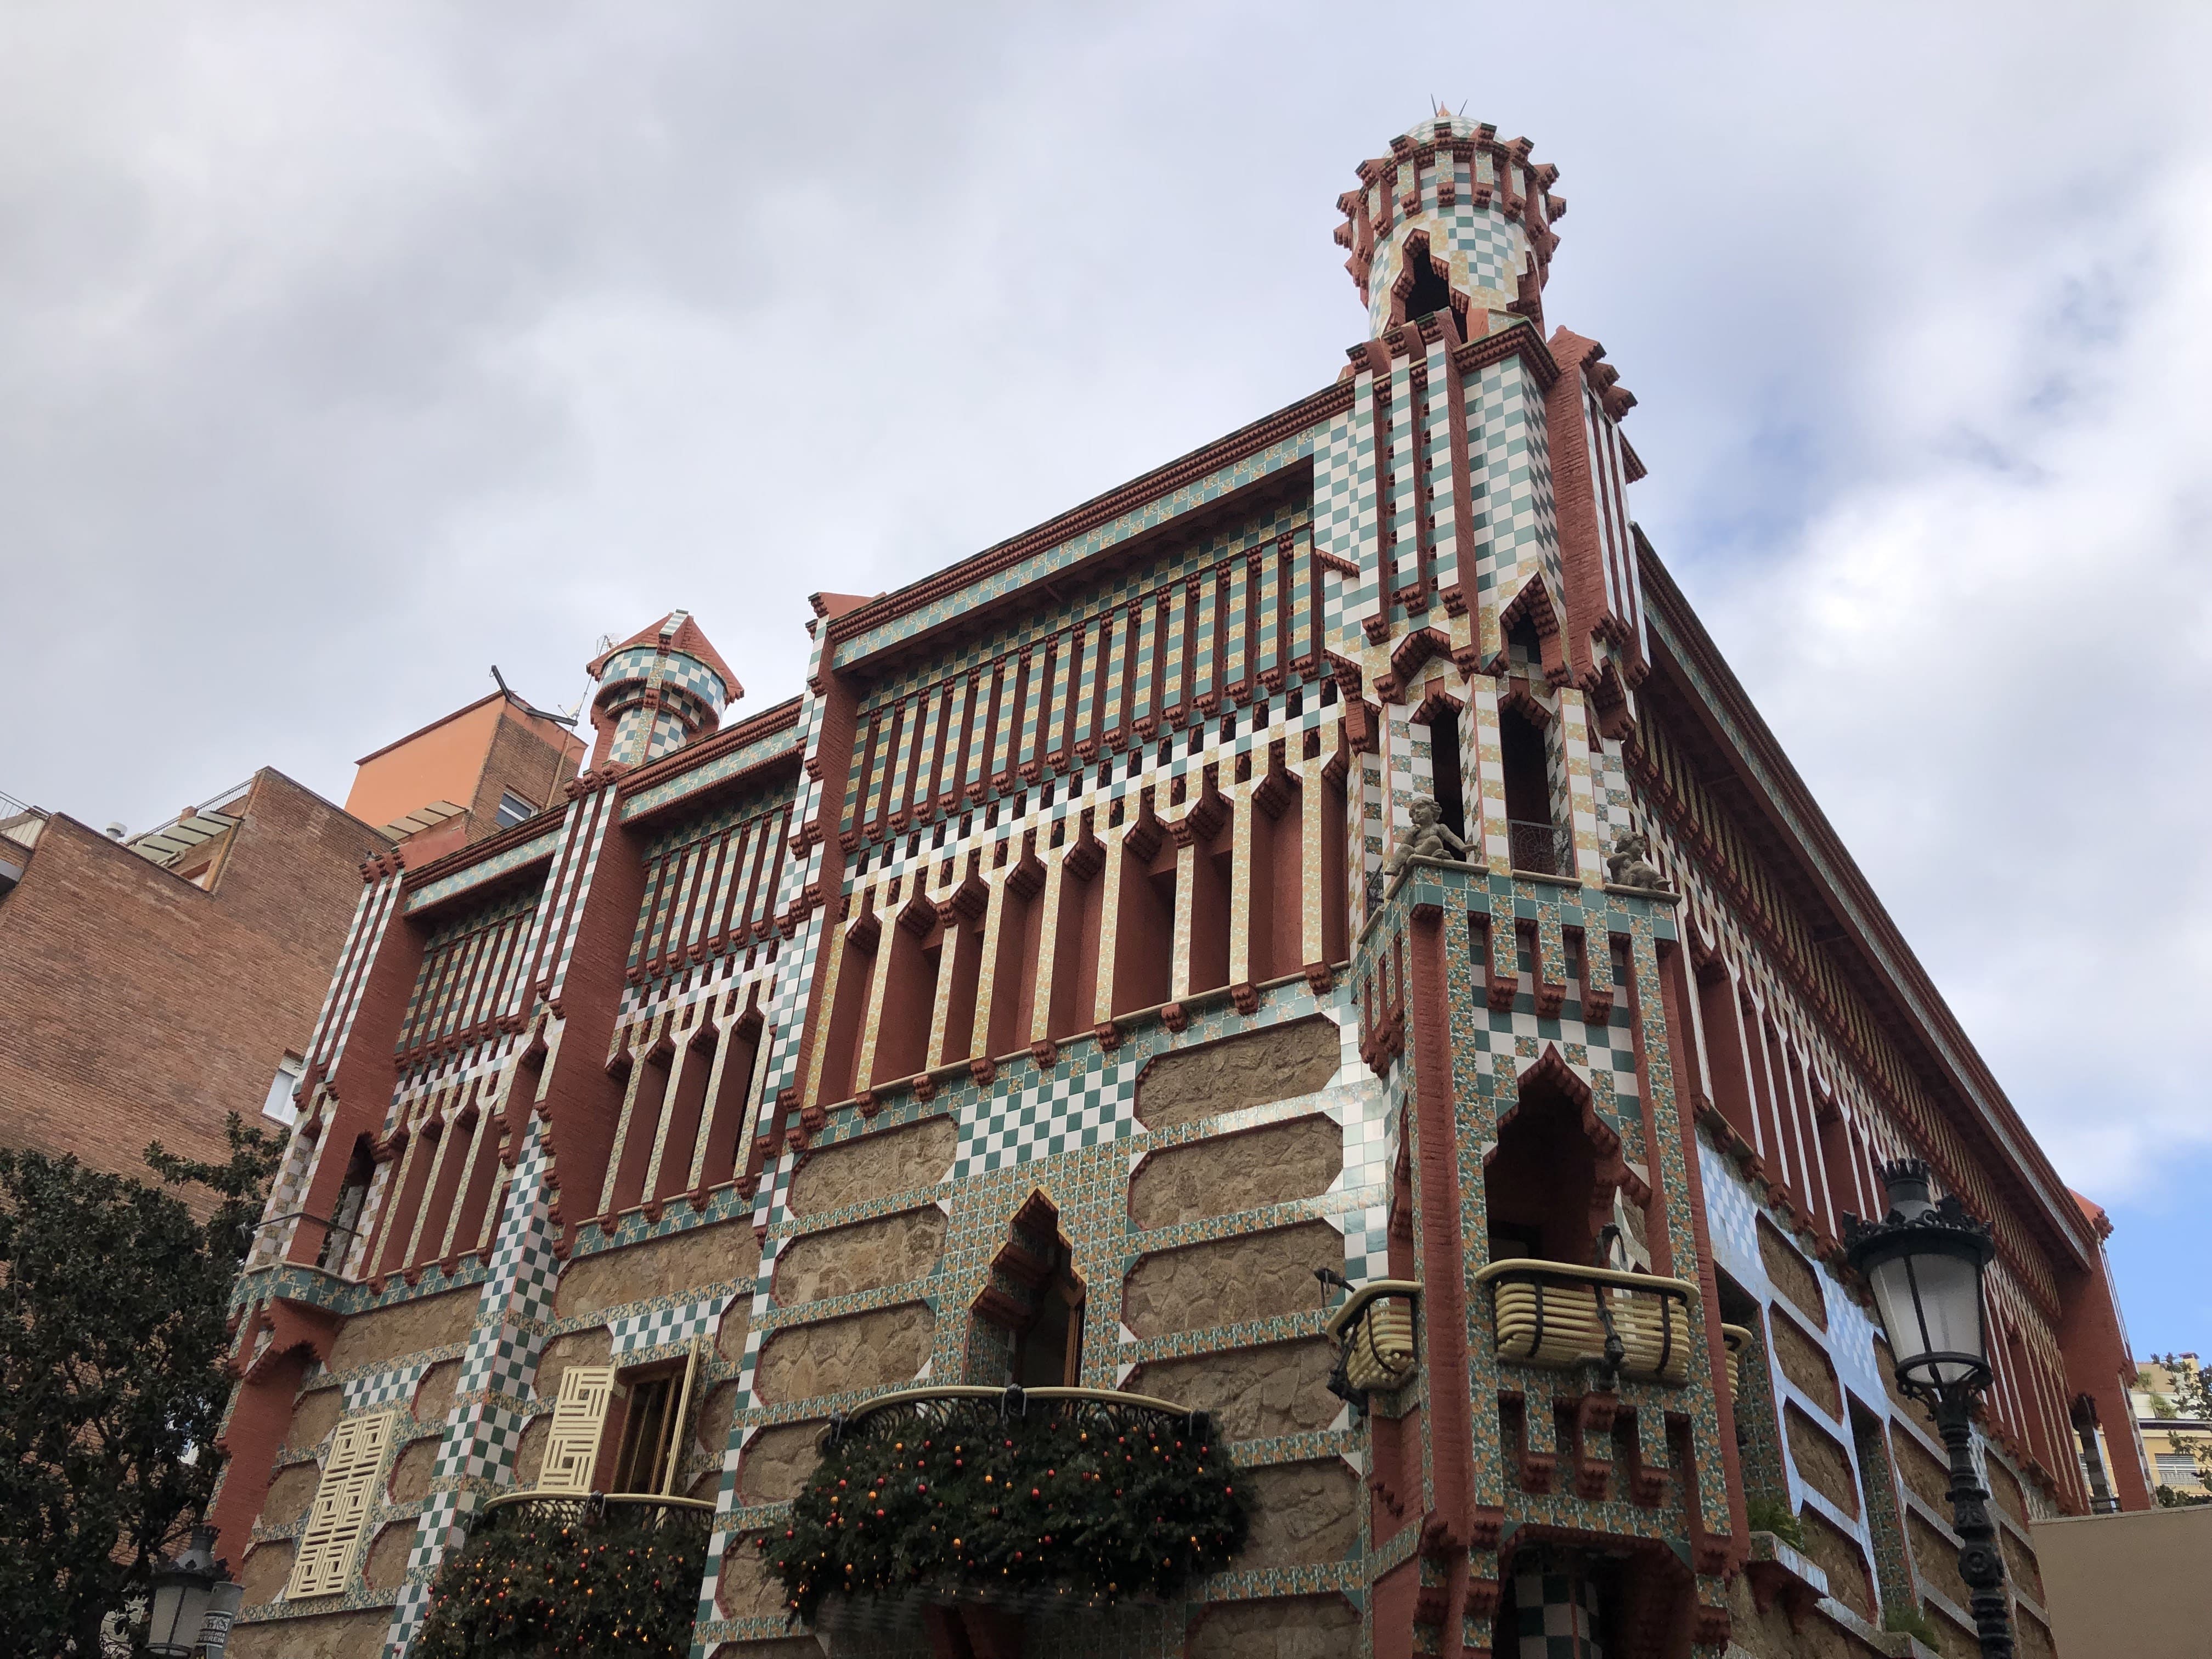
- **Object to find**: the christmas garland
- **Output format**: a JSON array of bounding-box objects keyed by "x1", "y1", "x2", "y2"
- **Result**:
[
  {"x1": 768, "y1": 1395, "x2": 1249, "y2": 1623},
  {"x1": 414, "y1": 1499, "x2": 711, "y2": 1659}
]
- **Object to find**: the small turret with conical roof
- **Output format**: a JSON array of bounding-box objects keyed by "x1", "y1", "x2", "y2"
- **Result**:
[
  {"x1": 1334, "y1": 104, "x2": 1564, "y2": 343},
  {"x1": 585, "y1": 610, "x2": 740, "y2": 769}
]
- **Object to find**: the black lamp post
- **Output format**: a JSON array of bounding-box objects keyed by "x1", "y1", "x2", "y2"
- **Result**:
[
  {"x1": 145, "y1": 1524, "x2": 224, "y2": 1658},
  {"x1": 1843, "y1": 1159, "x2": 2013, "y2": 1659}
]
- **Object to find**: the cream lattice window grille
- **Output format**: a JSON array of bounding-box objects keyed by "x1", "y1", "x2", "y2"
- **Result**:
[
  {"x1": 284, "y1": 1411, "x2": 396, "y2": 1599},
  {"x1": 537, "y1": 1365, "x2": 617, "y2": 1494}
]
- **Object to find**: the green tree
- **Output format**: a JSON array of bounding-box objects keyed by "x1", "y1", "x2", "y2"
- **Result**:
[
  {"x1": 0, "y1": 1116, "x2": 280, "y2": 1659},
  {"x1": 2151, "y1": 1352, "x2": 2212, "y2": 1507}
]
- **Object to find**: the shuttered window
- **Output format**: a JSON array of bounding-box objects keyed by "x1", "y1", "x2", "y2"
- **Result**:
[
  {"x1": 538, "y1": 1365, "x2": 617, "y2": 1494},
  {"x1": 285, "y1": 1411, "x2": 397, "y2": 1599}
]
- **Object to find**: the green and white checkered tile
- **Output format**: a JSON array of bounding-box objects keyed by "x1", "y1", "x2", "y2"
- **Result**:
[
  {"x1": 1697, "y1": 1139, "x2": 1763, "y2": 1281},
  {"x1": 610, "y1": 1291, "x2": 731, "y2": 1359},
  {"x1": 953, "y1": 1057, "x2": 1141, "y2": 1177},
  {"x1": 1513, "y1": 1559, "x2": 1603, "y2": 1658},
  {"x1": 343, "y1": 1362, "x2": 428, "y2": 1414},
  {"x1": 1466, "y1": 1000, "x2": 1642, "y2": 1109},
  {"x1": 392, "y1": 1487, "x2": 476, "y2": 1647}
]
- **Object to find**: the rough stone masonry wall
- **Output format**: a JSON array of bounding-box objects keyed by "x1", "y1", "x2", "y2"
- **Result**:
[{"x1": 696, "y1": 997, "x2": 1382, "y2": 1656}]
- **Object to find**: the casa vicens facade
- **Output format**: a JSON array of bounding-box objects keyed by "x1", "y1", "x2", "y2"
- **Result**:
[{"x1": 210, "y1": 111, "x2": 2146, "y2": 1659}]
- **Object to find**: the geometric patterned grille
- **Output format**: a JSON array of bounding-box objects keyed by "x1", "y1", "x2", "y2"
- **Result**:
[
  {"x1": 283, "y1": 1411, "x2": 394, "y2": 1600},
  {"x1": 536, "y1": 1365, "x2": 615, "y2": 1495}
]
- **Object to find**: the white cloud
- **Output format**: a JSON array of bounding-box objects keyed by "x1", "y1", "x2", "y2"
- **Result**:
[
  {"x1": 3, "y1": 0, "x2": 2209, "y2": 1331},
  {"x1": 1694, "y1": 153, "x2": 2212, "y2": 1202}
]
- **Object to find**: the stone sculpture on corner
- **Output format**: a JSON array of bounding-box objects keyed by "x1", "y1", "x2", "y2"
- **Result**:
[
  {"x1": 1605, "y1": 830, "x2": 1668, "y2": 892},
  {"x1": 1385, "y1": 794, "x2": 1470, "y2": 881}
]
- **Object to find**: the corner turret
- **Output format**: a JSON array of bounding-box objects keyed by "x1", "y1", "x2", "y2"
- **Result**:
[{"x1": 585, "y1": 610, "x2": 740, "y2": 769}]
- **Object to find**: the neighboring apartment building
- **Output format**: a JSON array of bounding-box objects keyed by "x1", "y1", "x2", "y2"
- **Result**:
[
  {"x1": 212, "y1": 113, "x2": 2146, "y2": 1659},
  {"x1": 0, "y1": 685, "x2": 582, "y2": 1182},
  {"x1": 2131, "y1": 1353, "x2": 2208, "y2": 1500},
  {"x1": 0, "y1": 771, "x2": 393, "y2": 1175},
  {"x1": 343, "y1": 687, "x2": 588, "y2": 861}
]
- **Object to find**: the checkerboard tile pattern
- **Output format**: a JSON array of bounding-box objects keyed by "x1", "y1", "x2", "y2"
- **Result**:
[
  {"x1": 1512, "y1": 1556, "x2": 1604, "y2": 1658},
  {"x1": 1362, "y1": 193, "x2": 1530, "y2": 340},
  {"x1": 379, "y1": 1127, "x2": 562, "y2": 1657},
  {"x1": 610, "y1": 1292, "x2": 730, "y2": 1359},
  {"x1": 343, "y1": 1363, "x2": 428, "y2": 1415},
  {"x1": 953, "y1": 1055, "x2": 1142, "y2": 1177}
]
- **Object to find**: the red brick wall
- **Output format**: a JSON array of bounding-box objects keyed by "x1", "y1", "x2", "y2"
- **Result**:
[
  {"x1": 463, "y1": 709, "x2": 584, "y2": 844},
  {"x1": 0, "y1": 770, "x2": 391, "y2": 1184}
]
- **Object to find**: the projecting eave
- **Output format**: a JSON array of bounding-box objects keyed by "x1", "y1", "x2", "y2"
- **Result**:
[{"x1": 1634, "y1": 538, "x2": 2093, "y2": 1274}]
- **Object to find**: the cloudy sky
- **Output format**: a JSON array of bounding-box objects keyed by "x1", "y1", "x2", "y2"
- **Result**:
[{"x1": 4, "y1": 3, "x2": 2207, "y2": 1346}]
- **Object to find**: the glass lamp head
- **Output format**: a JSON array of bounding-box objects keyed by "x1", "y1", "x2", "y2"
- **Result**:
[{"x1": 1843, "y1": 1160, "x2": 1994, "y2": 1397}]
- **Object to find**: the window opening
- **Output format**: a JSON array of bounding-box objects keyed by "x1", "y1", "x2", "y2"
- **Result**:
[
  {"x1": 612, "y1": 1372, "x2": 680, "y2": 1493},
  {"x1": 1427, "y1": 708, "x2": 1465, "y2": 846},
  {"x1": 494, "y1": 791, "x2": 535, "y2": 830},
  {"x1": 970, "y1": 1195, "x2": 1087, "y2": 1389},
  {"x1": 1498, "y1": 704, "x2": 1561, "y2": 874},
  {"x1": 317, "y1": 1137, "x2": 375, "y2": 1272},
  {"x1": 263, "y1": 1052, "x2": 306, "y2": 1125},
  {"x1": 1403, "y1": 253, "x2": 1453, "y2": 322}
]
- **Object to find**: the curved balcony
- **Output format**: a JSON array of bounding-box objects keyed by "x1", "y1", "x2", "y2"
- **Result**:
[
  {"x1": 1475, "y1": 1260, "x2": 1697, "y2": 1385},
  {"x1": 1322, "y1": 1278, "x2": 1422, "y2": 1404},
  {"x1": 1721, "y1": 1323, "x2": 1756, "y2": 1401},
  {"x1": 775, "y1": 1384, "x2": 1248, "y2": 1627}
]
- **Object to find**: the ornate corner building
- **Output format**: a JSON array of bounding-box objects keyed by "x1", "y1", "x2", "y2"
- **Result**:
[{"x1": 210, "y1": 112, "x2": 2146, "y2": 1659}]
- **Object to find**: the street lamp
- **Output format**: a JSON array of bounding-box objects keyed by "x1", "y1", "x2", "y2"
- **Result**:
[
  {"x1": 145, "y1": 1525, "x2": 223, "y2": 1658},
  {"x1": 1843, "y1": 1159, "x2": 2013, "y2": 1659}
]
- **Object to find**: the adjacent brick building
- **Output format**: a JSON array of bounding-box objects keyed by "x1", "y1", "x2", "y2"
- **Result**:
[
  {"x1": 0, "y1": 770, "x2": 393, "y2": 1177},
  {"x1": 0, "y1": 684, "x2": 582, "y2": 1183},
  {"x1": 343, "y1": 689, "x2": 588, "y2": 862},
  {"x1": 213, "y1": 112, "x2": 2144, "y2": 1659}
]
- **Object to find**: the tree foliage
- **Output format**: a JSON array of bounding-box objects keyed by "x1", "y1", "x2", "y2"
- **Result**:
[
  {"x1": 414, "y1": 1504, "x2": 710, "y2": 1659},
  {"x1": 2149, "y1": 1352, "x2": 2212, "y2": 1506},
  {"x1": 771, "y1": 1396, "x2": 1249, "y2": 1625},
  {"x1": 0, "y1": 1116, "x2": 280, "y2": 1659}
]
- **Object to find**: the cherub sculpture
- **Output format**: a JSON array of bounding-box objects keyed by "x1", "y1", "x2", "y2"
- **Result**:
[
  {"x1": 1605, "y1": 828, "x2": 1667, "y2": 891},
  {"x1": 1385, "y1": 794, "x2": 1470, "y2": 878}
]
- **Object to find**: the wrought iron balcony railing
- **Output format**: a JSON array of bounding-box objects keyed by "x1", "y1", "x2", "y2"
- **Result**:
[
  {"x1": 1475, "y1": 1259, "x2": 1697, "y2": 1385},
  {"x1": 1319, "y1": 1276, "x2": 1421, "y2": 1409},
  {"x1": 476, "y1": 1488, "x2": 715, "y2": 1529},
  {"x1": 1506, "y1": 819, "x2": 1575, "y2": 877}
]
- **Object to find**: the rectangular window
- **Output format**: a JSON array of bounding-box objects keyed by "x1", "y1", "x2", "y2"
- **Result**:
[
  {"x1": 495, "y1": 790, "x2": 536, "y2": 828},
  {"x1": 262, "y1": 1053, "x2": 306, "y2": 1125},
  {"x1": 2155, "y1": 1452, "x2": 2202, "y2": 1486},
  {"x1": 533, "y1": 1347, "x2": 702, "y2": 1497},
  {"x1": 612, "y1": 1373, "x2": 680, "y2": 1493}
]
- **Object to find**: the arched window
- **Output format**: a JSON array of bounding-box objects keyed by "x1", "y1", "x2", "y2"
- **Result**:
[{"x1": 968, "y1": 1194, "x2": 1087, "y2": 1387}]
